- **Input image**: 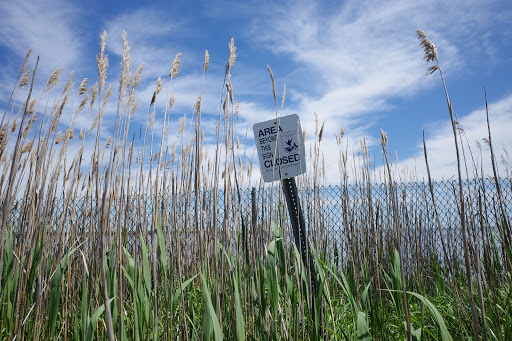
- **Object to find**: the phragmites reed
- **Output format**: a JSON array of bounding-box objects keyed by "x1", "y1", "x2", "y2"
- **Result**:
[
  {"x1": 380, "y1": 128, "x2": 388, "y2": 146},
  {"x1": 22, "y1": 140, "x2": 33, "y2": 154},
  {"x1": 103, "y1": 85, "x2": 113, "y2": 108},
  {"x1": 90, "y1": 82, "x2": 98, "y2": 109},
  {"x1": 55, "y1": 131, "x2": 62, "y2": 144},
  {"x1": 267, "y1": 65, "x2": 277, "y2": 105},
  {"x1": 417, "y1": 29, "x2": 439, "y2": 75},
  {"x1": 169, "y1": 93, "x2": 175, "y2": 109},
  {"x1": 78, "y1": 78, "x2": 88, "y2": 95},
  {"x1": 151, "y1": 77, "x2": 163, "y2": 106},
  {"x1": 178, "y1": 115, "x2": 186, "y2": 134},
  {"x1": 78, "y1": 90, "x2": 90, "y2": 112},
  {"x1": 11, "y1": 118, "x2": 17, "y2": 132},
  {"x1": 97, "y1": 31, "x2": 109, "y2": 91},
  {"x1": 194, "y1": 96, "x2": 201, "y2": 115},
  {"x1": 19, "y1": 47, "x2": 33, "y2": 76},
  {"x1": 417, "y1": 29, "x2": 481, "y2": 340},
  {"x1": 315, "y1": 112, "x2": 319, "y2": 136},
  {"x1": 19, "y1": 71, "x2": 31, "y2": 89},
  {"x1": 105, "y1": 136, "x2": 112, "y2": 149},
  {"x1": 170, "y1": 53, "x2": 182, "y2": 79},
  {"x1": 318, "y1": 120, "x2": 325, "y2": 143},
  {"x1": 0, "y1": 125, "x2": 7, "y2": 141},
  {"x1": 150, "y1": 112, "x2": 155, "y2": 129},
  {"x1": 44, "y1": 67, "x2": 63, "y2": 93},
  {"x1": 203, "y1": 50, "x2": 210, "y2": 72},
  {"x1": 133, "y1": 64, "x2": 144, "y2": 89},
  {"x1": 79, "y1": 128, "x2": 84, "y2": 140},
  {"x1": 63, "y1": 71, "x2": 75, "y2": 94},
  {"x1": 65, "y1": 128, "x2": 74, "y2": 140},
  {"x1": 28, "y1": 99, "x2": 36, "y2": 114},
  {"x1": 228, "y1": 38, "x2": 236, "y2": 70},
  {"x1": 121, "y1": 31, "x2": 132, "y2": 89},
  {"x1": 23, "y1": 114, "x2": 37, "y2": 139}
]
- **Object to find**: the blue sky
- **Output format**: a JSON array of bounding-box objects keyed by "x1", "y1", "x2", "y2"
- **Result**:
[{"x1": 0, "y1": 0, "x2": 511, "y2": 183}]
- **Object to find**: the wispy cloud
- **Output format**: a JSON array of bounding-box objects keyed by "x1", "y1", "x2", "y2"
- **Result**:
[
  {"x1": 0, "y1": 0, "x2": 82, "y2": 72},
  {"x1": 387, "y1": 93, "x2": 512, "y2": 181},
  {"x1": 242, "y1": 0, "x2": 511, "y2": 182}
]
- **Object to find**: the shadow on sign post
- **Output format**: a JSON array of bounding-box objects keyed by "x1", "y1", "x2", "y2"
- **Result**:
[{"x1": 253, "y1": 114, "x2": 319, "y2": 320}]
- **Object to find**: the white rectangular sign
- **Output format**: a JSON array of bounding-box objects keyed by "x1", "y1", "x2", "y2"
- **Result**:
[{"x1": 253, "y1": 114, "x2": 306, "y2": 182}]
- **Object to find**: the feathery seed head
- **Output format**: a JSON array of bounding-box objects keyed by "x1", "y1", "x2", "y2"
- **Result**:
[
  {"x1": 55, "y1": 131, "x2": 62, "y2": 144},
  {"x1": 63, "y1": 71, "x2": 75, "y2": 94},
  {"x1": 12, "y1": 118, "x2": 17, "y2": 132},
  {"x1": 44, "y1": 67, "x2": 63, "y2": 93},
  {"x1": 228, "y1": 38, "x2": 236, "y2": 70},
  {"x1": 78, "y1": 90, "x2": 90, "y2": 112},
  {"x1": 314, "y1": 112, "x2": 318, "y2": 136},
  {"x1": 417, "y1": 30, "x2": 438, "y2": 69},
  {"x1": 19, "y1": 71, "x2": 31, "y2": 89},
  {"x1": 28, "y1": 99, "x2": 37, "y2": 114},
  {"x1": 318, "y1": 120, "x2": 325, "y2": 143},
  {"x1": 121, "y1": 31, "x2": 132, "y2": 78},
  {"x1": 22, "y1": 140, "x2": 33, "y2": 154},
  {"x1": 67, "y1": 128, "x2": 74, "y2": 140},
  {"x1": 79, "y1": 128, "x2": 84, "y2": 140},
  {"x1": 178, "y1": 114, "x2": 186, "y2": 134},
  {"x1": 90, "y1": 83, "x2": 98, "y2": 108},
  {"x1": 78, "y1": 78, "x2": 88, "y2": 95},
  {"x1": 0, "y1": 125, "x2": 7, "y2": 139},
  {"x1": 170, "y1": 53, "x2": 182, "y2": 79},
  {"x1": 20, "y1": 48, "x2": 33, "y2": 75},
  {"x1": 23, "y1": 113, "x2": 37, "y2": 138},
  {"x1": 203, "y1": 50, "x2": 209, "y2": 72},
  {"x1": 169, "y1": 93, "x2": 175, "y2": 110},
  {"x1": 267, "y1": 65, "x2": 276, "y2": 103},
  {"x1": 194, "y1": 96, "x2": 201, "y2": 114},
  {"x1": 380, "y1": 129, "x2": 388, "y2": 147},
  {"x1": 151, "y1": 77, "x2": 162, "y2": 106},
  {"x1": 103, "y1": 85, "x2": 113, "y2": 108},
  {"x1": 150, "y1": 112, "x2": 155, "y2": 129},
  {"x1": 97, "y1": 31, "x2": 109, "y2": 90},
  {"x1": 132, "y1": 64, "x2": 144, "y2": 89},
  {"x1": 130, "y1": 99, "x2": 139, "y2": 117}
]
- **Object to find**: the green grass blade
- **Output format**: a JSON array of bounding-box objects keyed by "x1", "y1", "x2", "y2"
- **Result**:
[
  {"x1": 407, "y1": 291, "x2": 453, "y2": 341},
  {"x1": 357, "y1": 311, "x2": 370, "y2": 341},
  {"x1": 201, "y1": 272, "x2": 222, "y2": 341}
]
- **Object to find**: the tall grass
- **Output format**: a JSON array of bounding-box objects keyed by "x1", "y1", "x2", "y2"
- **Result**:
[{"x1": 0, "y1": 31, "x2": 510, "y2": 340}]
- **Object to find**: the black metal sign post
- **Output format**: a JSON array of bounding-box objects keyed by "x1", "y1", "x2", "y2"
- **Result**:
[
  {"x1": 253, "y1": 114, "x2": 319, "y2": 322},
  {"x1": 281, "y1": 177, "x2": 319, "y2": 320}
]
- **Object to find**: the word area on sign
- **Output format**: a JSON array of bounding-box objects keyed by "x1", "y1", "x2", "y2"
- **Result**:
[{"x1": 253, "y1": 114, "x2": 306, "y2": 183}]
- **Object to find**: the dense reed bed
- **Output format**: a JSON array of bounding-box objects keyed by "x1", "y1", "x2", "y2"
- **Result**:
[{"x1": 0, "y1": 30, "x2": 511, "y2": 340}]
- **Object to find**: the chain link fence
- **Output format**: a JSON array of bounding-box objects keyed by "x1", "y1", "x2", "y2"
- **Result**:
[{"x1": 8, "y1": 178, "x2": 511, "y2": 267}]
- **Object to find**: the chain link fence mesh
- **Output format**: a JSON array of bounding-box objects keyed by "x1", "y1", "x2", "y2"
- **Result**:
[{"x1": 8, "y1": 178, "x2": 511, "y2": 267}]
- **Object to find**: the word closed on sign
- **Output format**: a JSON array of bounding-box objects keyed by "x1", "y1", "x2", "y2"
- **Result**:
[{"x1": 253, "y1": 114, "x2": 306, "y2": 182}]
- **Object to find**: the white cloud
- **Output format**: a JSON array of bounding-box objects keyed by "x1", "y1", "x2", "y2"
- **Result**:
[
  {"x1": 242, "y1": 0, "x2": 511, "y2": 183},
  {"x1": 103, "y1": 8, "x2": 186, "y2": 80},
  {"x1": 381, "y1": 92, "x2": 512, "y2": 181},
  {"x1": 0, "y1": 0, "x2": 82, "y2": 72}
]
